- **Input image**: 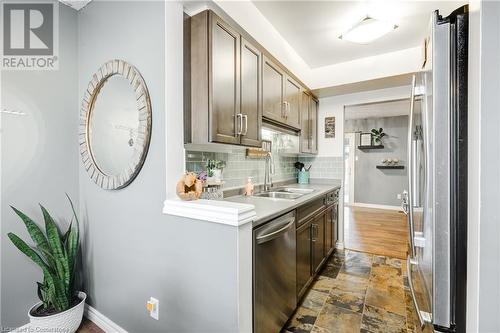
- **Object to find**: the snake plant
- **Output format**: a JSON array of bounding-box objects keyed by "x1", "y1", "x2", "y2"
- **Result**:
[{"x1": 8, "y1": 194, "x2": 80, "y2": 313}]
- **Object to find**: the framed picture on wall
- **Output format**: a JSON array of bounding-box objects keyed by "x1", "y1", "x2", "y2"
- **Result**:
[
  {"x1": 360, "y1": 133, "x2": 372, "y2": 146},
  {"x1": 325, "y1": 117, "x2": 335, "y2": 138}
]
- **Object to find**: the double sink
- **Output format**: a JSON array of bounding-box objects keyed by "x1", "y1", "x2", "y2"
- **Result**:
[{"x1": 253, "y1": 187, "x2": 315, "y2": 200}]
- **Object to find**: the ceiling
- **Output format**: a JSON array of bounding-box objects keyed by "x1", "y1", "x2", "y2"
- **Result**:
[
  {"x1": 344, "y1": 98, "x2": 411, "y2": 120},
  {"x1": 253, "y1": 0, "x2": 467, "y2": 68},
  {"x1": 312, "y1": 73, "x2": 413, "y2": 98},
  {"x1": 59, "y1": 0, "x2": 91, "y2": 11}
]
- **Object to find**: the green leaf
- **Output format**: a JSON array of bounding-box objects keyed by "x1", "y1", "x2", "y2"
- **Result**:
[
  {"x1": 65, "y1": 194, "x2": 80, "y2": 293},
  {"x1": 371, "y1": 129, "x2": 378, "y2": 134},
  {"x1": 62, "y1": 218, "x2": 72, "y2": 245},
  {"x1": 40, "y1": 205, "x2": 70, "y2": 297},
  {"x1": 7, "y1": 233, "x2": 67, "y2": 309},
  {"x1": 379, "y1": 128, "x2": 383, "y2": 133},
  {"x1": 37, "y1": 281, "x2": 50, "y2": 307},
  {"x1": 8, "y1": 233, "x2": 50, "y2": 271},
  {"x1": 10, "y1": 206, "x2": 51, "y2": 259}
]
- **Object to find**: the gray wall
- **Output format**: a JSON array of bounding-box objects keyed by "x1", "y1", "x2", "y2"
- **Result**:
[
  {"x1": 1, "y1": 4, "x2": 79, "y2": 328},
  {"x1": 78, "y1": 2, "x2": 240, "y2": 332},
  {"x1": 346, "y1": 115, "x2": 408, "y2": 206}
]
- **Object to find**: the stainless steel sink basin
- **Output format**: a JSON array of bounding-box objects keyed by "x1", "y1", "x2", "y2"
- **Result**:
[
  {"x1": 276, "y1": 187, "x2": 315, "y2": 194},
  {"x1": 253, "y1": 191, "x2": 303, "y2": 200}
]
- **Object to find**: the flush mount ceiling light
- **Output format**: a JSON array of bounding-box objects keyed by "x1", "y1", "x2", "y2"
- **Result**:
[{"x1": 339, "y1": 16, "x2": 398, "y2": 44}]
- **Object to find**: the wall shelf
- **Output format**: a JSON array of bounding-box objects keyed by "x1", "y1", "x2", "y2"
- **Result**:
[
  {"x1": 358, "y1": 145, "x2": 384, "y2": 150},
  {"x1": 376, "y1": 165, "x2": 404, "y2": 170}
]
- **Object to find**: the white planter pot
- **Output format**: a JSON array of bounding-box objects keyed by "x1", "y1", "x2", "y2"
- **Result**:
[
  {"x1": 28, "y1": 291, "x2": 86, "y2": 333},
  {"x1": 208, "y1": 169, "x2": 223, "y2": 182}
]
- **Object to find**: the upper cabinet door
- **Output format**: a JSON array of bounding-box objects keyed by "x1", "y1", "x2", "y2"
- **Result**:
[
  {"x1": 300, "y1": 91, "x2": 311, "y2": 153},
  {"x1": 210, "y1": 15, "x2": 241, "y2": 145},
  {"x1": 262, "y1": 55, "x2": 285, "y2": 123},
  {"x1": 284, "y1": 76, "x2": 301, "y2": 129},
  {"x1": 310, "y1": 97, "x2": 319, "y2": 154},
  {"x1": 240, "y1": 38, "x2": 262, "y2": 147}
]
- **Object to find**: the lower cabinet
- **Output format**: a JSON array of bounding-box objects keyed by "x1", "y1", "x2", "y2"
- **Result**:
[
  {"x1": 296, "y1": 219, "x2": 313, "y2": 299},
  {"x1": 325, "y1": 203, "x2": 338, "y2": 256},
  {"x1": 296, "y1": 209, "x2": 328, "y2": 299},
  {"x1": 295, "y1": 190, "x2": 340, "y2": 302},
  {"x1": 312, "y1": 212, "x2": 326, "y2": 274}
]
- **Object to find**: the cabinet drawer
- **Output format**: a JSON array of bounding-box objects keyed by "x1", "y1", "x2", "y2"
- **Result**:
[
  {"x1": 297, "y1": 197, "x2": 325, "y2": 226},
  {"x1": 326, "y1": 189, "x2": 339, "y2": 206}
]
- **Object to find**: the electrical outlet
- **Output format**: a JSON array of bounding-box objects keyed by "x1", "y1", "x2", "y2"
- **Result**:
[
  {"x1": 147, "y1": 297, "x2": 159, "y2": 320},
  {"x1": 397, "y1": 193, "x2": 402, "y2": 200}
]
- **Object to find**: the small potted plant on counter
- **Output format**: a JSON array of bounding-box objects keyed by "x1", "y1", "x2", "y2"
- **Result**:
[
  {"x1": 205, "y1": 159, "x2": 226, "y2": 183},
  {"x1": 7, "y1": 195, "x2": 85, "y2": 333},
  {"x1": 371, "y1": 128, "x2": 387, "y2": 146}
]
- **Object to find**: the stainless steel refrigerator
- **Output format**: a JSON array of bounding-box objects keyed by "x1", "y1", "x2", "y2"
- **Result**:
[{"x1": 403, "y1": 5, "x2": 468, "y2": 333}]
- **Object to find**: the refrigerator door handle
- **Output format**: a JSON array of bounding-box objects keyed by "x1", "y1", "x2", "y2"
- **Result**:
[
  {"x1": 407, "y1": 74, "x2": 417, "y2": 259},
  {"x1": 407, "y1": 256, "x2": 432, "y2": 327}
]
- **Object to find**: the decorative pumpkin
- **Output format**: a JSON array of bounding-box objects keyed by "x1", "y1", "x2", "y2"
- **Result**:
[{"x1": 176, "y1": 172, "x2": 203, "y2": 201}]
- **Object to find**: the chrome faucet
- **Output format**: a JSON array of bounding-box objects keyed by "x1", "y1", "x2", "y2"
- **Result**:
[{"x1": 263, "y1": 151, "x2": 275, "y2": 191}]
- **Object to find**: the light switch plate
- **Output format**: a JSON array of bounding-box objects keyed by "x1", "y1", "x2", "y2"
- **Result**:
[{"x1": 148, "y1": 297, "x2": 159, "y2": 320}]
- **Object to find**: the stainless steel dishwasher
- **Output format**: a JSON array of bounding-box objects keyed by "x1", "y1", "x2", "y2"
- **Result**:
[{"x1": 253, "y1": 211, "x2": 296, "y2": 333}]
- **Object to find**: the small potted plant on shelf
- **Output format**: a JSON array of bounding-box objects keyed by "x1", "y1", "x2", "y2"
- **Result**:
[
  {"x1": 205, "y1": 159, "x2": 226, "y2": 183},
  {"x1": 371, "y1": 128, "x2": 387, "y2": 146},
  {"x1": 7, "y1": 195, "x2": 85, "y2": 333}
]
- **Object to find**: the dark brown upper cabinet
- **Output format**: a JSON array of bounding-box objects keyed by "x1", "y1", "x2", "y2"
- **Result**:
[
  {"x1": 284, "y1": 76, "x2": 301, "y2": 129},
  {"x1": 310, "y1": 97, "x2": 319, "y2": 154},
  {"x1": 187, "y1": 10, "x2": 314, "y2": 147},
  {"x1": 187, "y1": 11, "x2": 261, "y2": 147},
  {"x1": 300, "y1": 91, "x2": 311, "y2": 153},
  {"x1": 300, "y1": 92, "x2": 318, "y2": 154},
  {"x1": 262, "y1": 55, "x2": 285, "y2": 124},
  {"x1": 210, "y1": 15, "x2": 240, "y2": 145},
  {"x1": 240, "y1": 38, "x2": 262, "y2": 147},
  {"x1": 262, "y1": 55, "x2": 301, "y2": 130}
]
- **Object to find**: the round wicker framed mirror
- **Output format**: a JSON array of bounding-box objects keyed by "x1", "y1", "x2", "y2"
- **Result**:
[{"x1": 80, "y1": 59, "x2": 152, "y2": 190}]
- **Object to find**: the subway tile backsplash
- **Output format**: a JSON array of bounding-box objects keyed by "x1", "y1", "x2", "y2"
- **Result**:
[
  {"x1": 298, "y1": 156, "x2": 343, "y2": 180},
  {"x1": 185, "y1": 149, "x2": 344, "y2": 190},
  {"x1": 185, "y1": 149, "x2": 298, "y2": 189}
]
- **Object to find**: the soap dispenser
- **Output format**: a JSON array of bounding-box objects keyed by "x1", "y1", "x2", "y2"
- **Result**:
[{"x1": 244, "y1": 177, "x2": 254, "y2": 196}]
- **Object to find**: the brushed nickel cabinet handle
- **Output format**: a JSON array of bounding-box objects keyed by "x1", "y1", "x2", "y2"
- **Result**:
[
  {"x1": 236, "y1": 113, "x2": 243, "y2": 136},
  {"x1": 242, "y1": 114, "x2": 248, "y2": 135}
]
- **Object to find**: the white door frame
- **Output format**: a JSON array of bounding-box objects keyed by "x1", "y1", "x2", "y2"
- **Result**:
[{"x1": 344, "y1": 132, "x2": 356, "y2": 206}]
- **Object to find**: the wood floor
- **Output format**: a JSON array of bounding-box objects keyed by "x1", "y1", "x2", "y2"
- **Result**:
[
  {"x1": 344, "y1": 206, "x2": 409, "y2": 260},
  {"x1": 77, "y1": 318, "x2": 104, "y2": 333}
]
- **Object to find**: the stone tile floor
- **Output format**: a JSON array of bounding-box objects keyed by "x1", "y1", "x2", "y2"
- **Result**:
[{"x1": 283, "y1": 250, "x2": 427, "y2": 333}]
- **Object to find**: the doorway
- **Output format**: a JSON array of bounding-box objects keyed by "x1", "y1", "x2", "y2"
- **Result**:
[{"x1": 342, "y1": 99, "x2": 411, "y2": 259}]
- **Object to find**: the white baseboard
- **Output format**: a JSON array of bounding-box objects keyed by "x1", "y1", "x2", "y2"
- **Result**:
[
  {"x1": 85, "y1": 303, "x2": 128, "y2": 333},
  {"x1": 350, "y1": 202, "x2": 402, "y2": 211}
]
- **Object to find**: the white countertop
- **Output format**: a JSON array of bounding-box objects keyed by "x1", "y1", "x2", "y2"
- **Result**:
[
  {"x1": 225, "y1": 180, "x2": 341, "y2": 228},
  {"x1": 163, "y1": 179, "x2": 341, "y2": 227}
]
